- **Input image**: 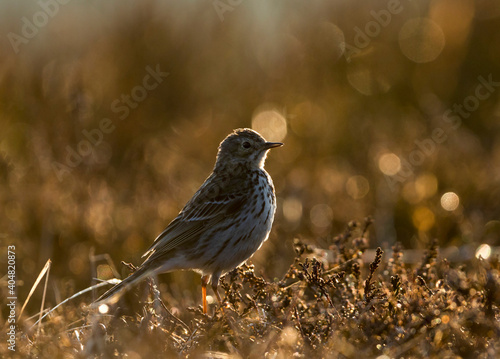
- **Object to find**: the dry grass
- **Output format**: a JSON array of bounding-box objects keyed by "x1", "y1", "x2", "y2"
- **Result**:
[{"x1": 4, "y1": 219, "x2": 499, "y2": 358}]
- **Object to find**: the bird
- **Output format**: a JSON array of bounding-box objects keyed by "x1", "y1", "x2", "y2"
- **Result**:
[{"x1": 94, "y1": 128, "x2": 283, "y2": 314}]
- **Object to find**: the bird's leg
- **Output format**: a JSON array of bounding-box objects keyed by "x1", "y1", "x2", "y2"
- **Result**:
[
  {"x1": 212, "y1": 280, "x2": 238, "y2": 326},
  {"x1": 211, "y1": 282, "x2": 223, "y2": 308},
  {"x1": 210, "y1": 272, "x2": 224, "y2": 310},
  {"x1": 201, "y1": 275, "x2": 210, "y2": 314}
]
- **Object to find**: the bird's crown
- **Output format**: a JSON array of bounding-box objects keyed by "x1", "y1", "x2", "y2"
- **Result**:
[{"x1": 215, "y1": 128, "x2": 282, "y2": 170}]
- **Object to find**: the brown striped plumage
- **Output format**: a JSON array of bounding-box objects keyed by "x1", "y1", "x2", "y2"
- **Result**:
[{"x1": 94, "y1": 128, "x2": 282, "y2": 313}]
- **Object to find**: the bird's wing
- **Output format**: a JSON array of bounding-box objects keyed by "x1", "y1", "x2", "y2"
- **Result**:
[{"x1": 142, "y1": 172, "x2": 249, "y2": 259}]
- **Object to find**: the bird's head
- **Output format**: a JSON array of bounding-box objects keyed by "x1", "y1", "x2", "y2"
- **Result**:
[{"x1": 215, "y1": 128, "x2": 283, "y2": 170}]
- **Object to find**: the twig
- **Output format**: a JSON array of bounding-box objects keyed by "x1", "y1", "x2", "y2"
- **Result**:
[
  {"x1": 31, "y1": 279, "x2": 120, "y2": 327},
  {"x1": 148, "y1": 278, "x2": 191, "y2": 334},
  {"x1": 179, "y1": 328, "x2": 198, "y2": 354},
  {"x1": 416, "y1": 276, "x2": 434, "y2": 296},
  {"x1": 293, "y1": 306, "x2": 311, "y2": 347},
  {"x1": 38, "y1": 260, "x2": 51, "y2": 336},
  {"x1": 283, "y1": 257, "x2": 357, "y2": 291},
  {"x1": 19, "y1": 259, "x2": 51, "y2": 321},
  {"x1": 364, "y1": 247, "x2": 383, "y2": 303}
]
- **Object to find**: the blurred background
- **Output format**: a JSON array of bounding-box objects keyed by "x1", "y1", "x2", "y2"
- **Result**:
[{"x1": 1, "y1": 0, "x2": 500, "y2": 314}]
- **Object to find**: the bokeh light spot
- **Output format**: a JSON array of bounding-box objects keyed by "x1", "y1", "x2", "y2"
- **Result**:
[
  {"x1": 282, "y1": 197, "x2": 303, "y2": 223},
  {"x1": 475, "y1": 244, "x2": 491, "y2": 259},
  {"x1": 252, "y1": 104, "x2": 288, "y2": 142},
  {"x1": 69, "y1": 256, "x2": 85, "y2": 276},
  {"x1": 399, "y1": 18, "x2": 445, "y2": 63},
  {"x1": 378, "y1": 153, "x2": 401, "y2": 176},
  {"x1": 98, "y1": 304, "x2": 109, "y2": 314},
  {"x1": 310, "y1": 204, "x2": 333, "y2": 228},
  {"x1": 281, "y1": 326, "x2": 299, "y2": 346},
  {"x1": 347, "y1": 64, "x2": 392, "y2": 95},
  {"x1": 316, "y1": 22, "x2": 345, "y2": 62},
  {"x1": 97, "y1": 264, "x2": 114, "y2": 280},
  {"x1": 440, "y1": 192, "x2": 459, "y2": 211},
  {"x1": 402, "y1": 181, "x2": 421, "y2": 204},
  {"x1": 412, "y1": 206, "x2": 435, "y2": 232},
  {"x1": 346, "y1": 175, "x2": 370, "y2": 199},
  {"x1": 402, "y1": 173, "x2": 439, "y2": 204},
  {"x1": 319, "y1": 167, "x2": 344, "y2": 194},
  {"x1": 415, "y1": 173, "x2": 438, "y2": 199}
]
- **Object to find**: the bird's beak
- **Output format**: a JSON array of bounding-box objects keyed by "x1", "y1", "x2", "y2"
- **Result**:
[{"x1": 262, "y1": 142, "x2": 284, "y2": 150}]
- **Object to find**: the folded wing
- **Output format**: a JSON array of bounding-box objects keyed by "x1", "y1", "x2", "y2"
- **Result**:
[{"x1": 141, "y1": 173, "x2": 248, "y2": 261}]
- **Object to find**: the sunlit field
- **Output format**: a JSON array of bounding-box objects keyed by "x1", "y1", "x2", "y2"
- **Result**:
[{"x1": 1, "y1": 1, "x2": 500, "y2": 357}]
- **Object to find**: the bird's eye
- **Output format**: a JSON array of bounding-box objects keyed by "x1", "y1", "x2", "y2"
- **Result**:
[{"x1": 242, "y1": 141, "x2": 251, "y2": 149}]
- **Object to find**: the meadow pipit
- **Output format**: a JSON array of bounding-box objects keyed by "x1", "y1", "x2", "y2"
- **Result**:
[{"x1": 95, "y1": 128, "x2": 283, "y2": 313}]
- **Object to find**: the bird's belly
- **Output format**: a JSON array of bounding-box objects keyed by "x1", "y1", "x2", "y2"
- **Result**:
[{"x1": 199, "y1": 186, "x2": 276, "y2": 274}]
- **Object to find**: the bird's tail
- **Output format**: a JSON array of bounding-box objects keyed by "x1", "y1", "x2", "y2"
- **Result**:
[{"x1": 93, "y1": 266, "x2": 153, "y2": 306}]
